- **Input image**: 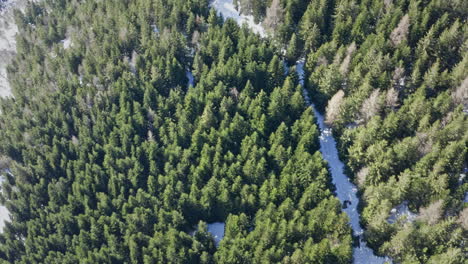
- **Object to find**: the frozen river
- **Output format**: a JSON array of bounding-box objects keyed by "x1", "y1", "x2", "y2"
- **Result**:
[{"x1": 297, "y1": 61, "x2": 392, "y2": 264}]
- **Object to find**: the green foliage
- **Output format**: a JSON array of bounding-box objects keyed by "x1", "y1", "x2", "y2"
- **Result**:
[{"x1": 0, "y1": 0, "x2": 352, "y2": 263}]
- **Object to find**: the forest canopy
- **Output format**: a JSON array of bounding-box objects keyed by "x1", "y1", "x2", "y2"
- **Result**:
[
  {"x1": 0, "y1": 0, "x2": 467, "y2": 263},
  {"x1": 0, "y1": 0, "x2": 352, "y2": 263}
]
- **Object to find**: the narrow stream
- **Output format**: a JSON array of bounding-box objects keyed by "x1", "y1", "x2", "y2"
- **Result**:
[
  {"x1": 297, "y1": 60, "x2": 391, "y2": 264},
  {"x1": 211, "y1": 2, "x2": 393, "y2": 262}
]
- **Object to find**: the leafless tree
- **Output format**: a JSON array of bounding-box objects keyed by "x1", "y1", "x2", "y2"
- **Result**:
[
  {"x1": 392, "y1": 66, "x2": 406, "y2": 90},
  {"x1": 191, "y1": 30, "x2": 201, "y2": 47},
  {"x1": 238, "y1": 0, "x2": 253, "y2": 15},
  {"x1": 0, "y1": 156, "x2": 11, "y2": 170},
  {"x1": 386, "y1": 87, "x2": 399, "y2": 109},
  {"x1": 357, "y1": 166, "x2": 369, "y2": 187},
  {"x1": 340, "y1": 42, "x2": 357, "y2": 75},
  {"x1": 459, "y1": 207, "x2": 468, "y2": 230},
  {"x1": 263, "y1": 0, "x2": 284, "y2": 35},
  {"x1": 359, "y1": 89, "x2": 381, "y2": 124},
  {"x1": 416, "y1": 132, "x2": 433, "y2": 157},
  {"x1": 452, "y1": 76, "x2": 468, "y2": 109},
  {"x1": 317, "y1": 56, "x2": 329, "y2": 66},
  {"x1": 384, "y1": 0, "x2": 393, "y2": 10},
  {"x1": 147, "y1": 130, "x2": 154, "y2": 142},
  {"x1": 130, "y1": 50, "x2": 138, "y2": 74},
  {"x1": 418, "y1": 200, "x2": 443, "y2": 225},
  {"x1": 325, "y1": 90, "x2": 345, "y2": 126},
  {"x1": 390, "y1": 14, "x2": 410, "y2": 46}
]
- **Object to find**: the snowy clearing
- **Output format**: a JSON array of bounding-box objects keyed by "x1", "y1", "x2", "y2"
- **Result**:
[{"x1": 210, "y1": 0, "x2": 266, "y2": 37}]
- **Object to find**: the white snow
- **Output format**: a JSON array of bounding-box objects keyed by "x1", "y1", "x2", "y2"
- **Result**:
[
  {"x1": 189, "y1": 222, "x2": 225, "y2": 247},
  {"x1": 386, "y1": 201, "x2": 417, "y2": 224},
  {"x1": 61, "y1": 37, "x2": 72, "y2": 49},
  {"x1": 0, "y1": 174, "x2": 10, "y2": 232},
  {"x1": 297, "y1": 60, "x2": 392, "y2": 264},
  {"x1": 210, "y1": 0, "x2": 266, "y2": 37},
  {"x1": 0, "y1": 0, "x2": 25, "y2": 232},
  {"x1": 207, "y1": 222, "x2": 225, "y2": 247},
  {"x1": 151, "y1": 24, "x2": 159, "y2": 34},
  {"x1": 399, "y1": 77, "x2": 405, "y2": 87},
  {"x1": 186, "y1": 69, "x2": 194, "y2": 87},
  {"x1": 0, "y1": 1, "x2": 19, "y2": 98}
]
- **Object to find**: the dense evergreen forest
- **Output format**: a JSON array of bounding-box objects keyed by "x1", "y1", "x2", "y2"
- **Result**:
[
  {"x1": 0, "y1": 0, "x2": 353, "y2": 263},
  {"x1": 241, "y1": 0, "x2": 467, "y2": 262},
  {"x1": 0, "y1": 0, "x2": 466, "y2": 263}
]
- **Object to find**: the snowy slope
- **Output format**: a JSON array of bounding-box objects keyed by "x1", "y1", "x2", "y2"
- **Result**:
[
  {"x1": 0, "y1": 0, "x2": 27, "y2": 232},
  {"x1": 0, "y1": 0, "x2": 19, "y2": 97}
]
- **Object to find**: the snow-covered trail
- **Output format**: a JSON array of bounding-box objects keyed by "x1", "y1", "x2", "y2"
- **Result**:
[{"x1": 297, "y1": 60, "x2": 392, "y2": 264}]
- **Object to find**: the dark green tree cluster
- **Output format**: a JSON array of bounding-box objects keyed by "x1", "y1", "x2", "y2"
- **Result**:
[
  {"x1": 288, "y1": 0, "x2": 466, "y2": 263},
  {"x1": 0, "y1": 0, "x2": 352, "y2": 263}
]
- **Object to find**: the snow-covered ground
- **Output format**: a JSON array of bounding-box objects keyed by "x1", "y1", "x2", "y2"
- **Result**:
[
  {"x1": 207, "y1": 222, "x2": 225, "y2": 247},
  {"x1": 210, "y1": 0, "x2": 265, "y2": 37},
  {"x1": 0, "y1": 0, "x2": 27, "y2": 231},
  {"x1": 386, "y1": 201, "x2": 417, "y2": 224},
  {"x1": 297, "y1": 60, "x2": 392, "y2": 264},
  {"x1": 0, "y1": 0, "x2": 20, "y2": 97},
  {"x1": 189, "y1": 222, "x2": 226, "y2": 247}
]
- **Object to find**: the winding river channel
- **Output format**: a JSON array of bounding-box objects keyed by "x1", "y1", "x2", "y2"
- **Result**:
[
  {"x1": 211, "y1": 1, "x2": 392, "y2": 262},
  {"x1": 297, "y1": 61, "x2": 391, "y2": 264}
]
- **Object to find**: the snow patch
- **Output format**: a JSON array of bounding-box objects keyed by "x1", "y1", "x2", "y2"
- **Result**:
[
  {"x1": 151, "y1": 24, "x2": 159, "y2": 34},
  {"x1": 207, "y1": 222, "x2": 225, "y2": 247},
  {"x1": 210, "y1": 0, "x2": 266, "y2": 37},
  {"x1": 61, "y1": 37, "x2": 72, "y2": 49},
  {"x1": 0, "y1": 2, "x2": 18, "y2": 98},
  {"x1": 186, "y1": 69, "x2": 194, "y2": 87},
  {"x1": 0, "y1": 173, "x2": 10, "y2": 232},
  {"x1": 387, "y1": 201, "x2": 418, "y2": 224},
  {"x1": 189, "y1": 222, "x2": 225, "y2": 247}
]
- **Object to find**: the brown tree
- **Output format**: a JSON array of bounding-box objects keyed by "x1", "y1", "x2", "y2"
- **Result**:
[
  {"x1": 417, "y1": 200, "x2": 443, "y2": 225},
  {"x1": 390, "y1": 14, "x2": 409, "y2": 46},
  {"x1": 263, "y1": 0, "x2": 284, "y2": 35},
  {"x1": 359, "y1": 89, "x2": 382, "y2": 124},
  {"x1": 325, "y1": 90, "x2": 345, "y2": 126}
]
